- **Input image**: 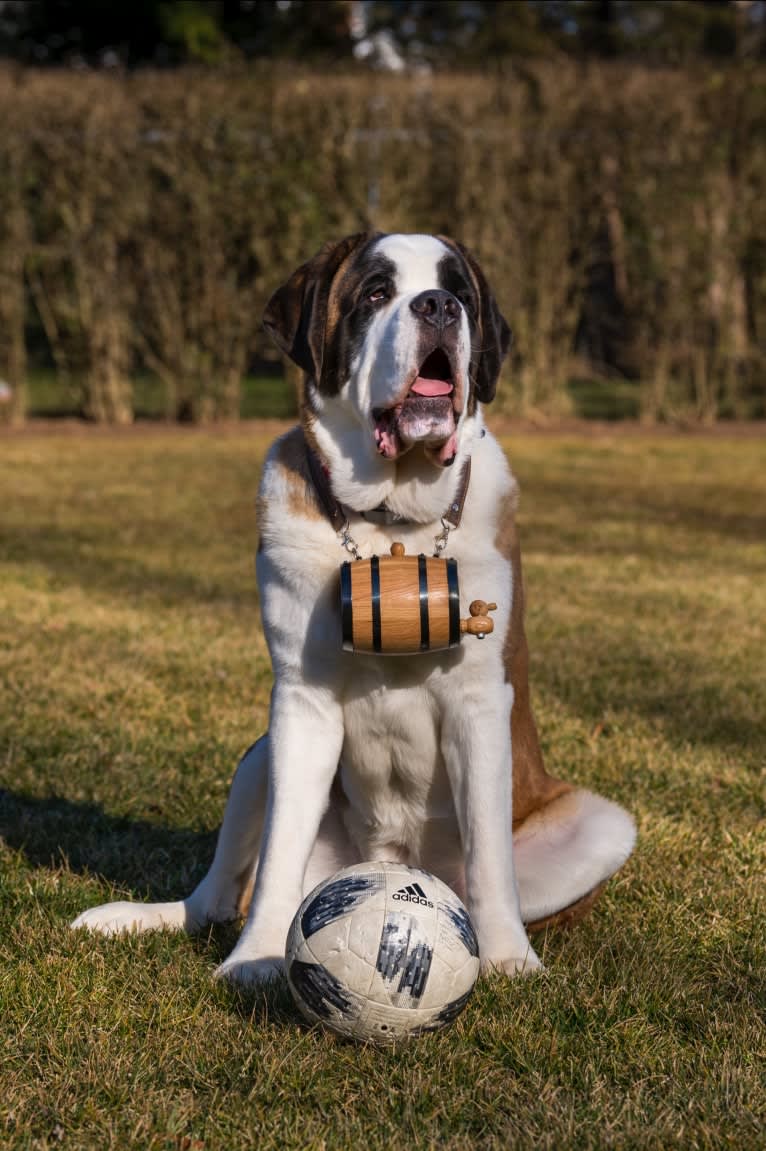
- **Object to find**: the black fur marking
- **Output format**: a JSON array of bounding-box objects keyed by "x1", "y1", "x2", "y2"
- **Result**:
[
  {"x1": 376, "y1": 914, "x2": 433, "y2": 1001},
  {"x1": 355, "y1": 254, "x2": 399, "y2": 304},
  {"x1": 440, "y1": 902, "x2": 480, "y2": 958},
  {"x1": 288, "y1": 960, "x2": 358, "y2": 1020},
  {"x1": 301, "y1": 874, "x2": 382, "y2": 938},
  {"x1": 436, "y1": 252, "x2": 478, "y2": 319},
  {"x1": 437, "y1": 244, "x2": 511, "y2": 406},
  {"x1": 263, "y1": 232, "x2": 381, "y2": 393},
  {"x1": 320, "y1": 249, "x2": 397, "y2": 396}
]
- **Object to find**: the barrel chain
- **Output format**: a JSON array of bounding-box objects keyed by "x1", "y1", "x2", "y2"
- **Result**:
[
  {"x1": 338, "y1": 517, "x2": 452, "y2": 560},
  {"x1": 432, "y1": 517, "x2": 454, "y2": 557},
  {"x1": 338, "y1": 521, "x2": 364, "y2": 561}
]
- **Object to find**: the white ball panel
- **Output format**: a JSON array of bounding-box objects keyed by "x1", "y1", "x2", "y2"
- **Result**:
[{"x1": 346, "y1": 905, "x2": 387, "y2": 969}]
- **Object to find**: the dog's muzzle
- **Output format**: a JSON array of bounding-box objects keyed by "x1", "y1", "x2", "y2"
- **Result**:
[{"x1": 373, "y1": 347, "x2": 460, "y2": 467}]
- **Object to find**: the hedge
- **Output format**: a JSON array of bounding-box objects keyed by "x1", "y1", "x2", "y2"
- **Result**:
[{"x1": 0, "y1": 62, "x2": 764, "y2": 422}]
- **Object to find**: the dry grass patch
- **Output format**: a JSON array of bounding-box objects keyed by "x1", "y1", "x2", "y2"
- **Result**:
[{"x1": 1, "y1": 425, "x2": 764, "y2": 1150}]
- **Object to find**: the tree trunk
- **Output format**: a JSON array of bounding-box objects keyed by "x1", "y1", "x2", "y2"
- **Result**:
[{"x1": 0, "y1": 157, "x2": 27, "y2": 425}]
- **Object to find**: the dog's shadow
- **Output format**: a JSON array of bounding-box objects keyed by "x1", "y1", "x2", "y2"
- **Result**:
[
  {"x1": 0, "y1": 789, "x2": 308, "y2": 1024},
  {"x1": 0, "y1": 786, "x2": 217, "y2": 904}
]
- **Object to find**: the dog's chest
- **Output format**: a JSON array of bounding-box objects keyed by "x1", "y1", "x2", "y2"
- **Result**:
[{"x1": 339, "y1": 667, "x2": 454, "y2": 818}]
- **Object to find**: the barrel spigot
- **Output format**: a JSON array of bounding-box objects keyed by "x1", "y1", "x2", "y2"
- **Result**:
[{"x1": 460, "y1": 601, "x2": 497, "y2": 639}]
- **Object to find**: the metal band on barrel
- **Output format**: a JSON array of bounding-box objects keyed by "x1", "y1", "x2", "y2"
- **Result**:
[
  {"x1": 340, "y1": 561, "x2": 354, "y2": 651},
  {"x1": 446, "y1": 558, "x2": 460, "y2": 647},
  {"x1": 370, "y1": 555, "x2": 382, "y2": 652},
  {"x1": 417, "y1": 554, "x2": 430, "y2": 651}
]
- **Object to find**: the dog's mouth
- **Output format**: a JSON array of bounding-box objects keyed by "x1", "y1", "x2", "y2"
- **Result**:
[{"x1": 372, "y1": 349, "x2": 460, "y2": 467}]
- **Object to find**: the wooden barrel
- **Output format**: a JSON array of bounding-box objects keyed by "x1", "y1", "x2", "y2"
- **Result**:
[{"x1": 340, "y1": 543, "x2": 461, "y2": 655}]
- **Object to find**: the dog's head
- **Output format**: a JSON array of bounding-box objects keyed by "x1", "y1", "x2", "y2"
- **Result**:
[{"x1": 264, "y1": 232, "x2": 511, "y2": 472}]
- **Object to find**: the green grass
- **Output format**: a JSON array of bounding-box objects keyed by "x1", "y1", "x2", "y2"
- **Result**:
[
  {"x1": 1, "y1": 425, "x2": 764, "y2": 1150},
  {"x1": 566, "y1": 376, "x2": 642, "y2": 420},
  {"x1": 24, "y1": 370, "x2": 295, "y2": 420},
  {"x1": 23, "y1": 369, "x2": 644, "y2": 422},
  {"x1": 21, "y1": 369, "x2": 764, "y2": 424}
]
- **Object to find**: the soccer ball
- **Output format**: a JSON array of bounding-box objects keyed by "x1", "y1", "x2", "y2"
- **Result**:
[{"x1": 285, "y1": 861, "x2": 480, "y2": 1043}]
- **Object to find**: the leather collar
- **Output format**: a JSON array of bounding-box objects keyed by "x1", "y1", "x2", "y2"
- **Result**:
[{"x1": 305, "y1": 444, "x2": 472, "y2": 534}]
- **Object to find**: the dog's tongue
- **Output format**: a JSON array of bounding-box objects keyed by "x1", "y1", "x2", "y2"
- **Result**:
[{"x1": 410, "y1": 377, "x2": 453, "y2": 397}]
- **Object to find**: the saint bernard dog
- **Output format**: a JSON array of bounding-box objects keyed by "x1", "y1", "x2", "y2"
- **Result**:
[{"x1": 72, "y1": 232, "x2": 636, "y2": 981}]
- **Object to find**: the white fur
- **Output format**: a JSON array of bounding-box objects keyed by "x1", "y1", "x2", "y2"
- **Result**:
[
  {"x1": 514, "y1": 790, "x2": 637, "y2": 923},
  {"x1": 374, "y1": 234, "x2": 448, "y2": 291},
  {"x1": 72, "y1": 235, "x2": 635, "y2": 984}
]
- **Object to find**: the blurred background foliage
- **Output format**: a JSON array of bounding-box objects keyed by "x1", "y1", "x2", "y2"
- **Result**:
[
  {"x1": 2, "y1": 2, "x2": 765, "y2": 68},
  {"x1": 0, "y1": 1, "x2": 764, "y2": 424}
]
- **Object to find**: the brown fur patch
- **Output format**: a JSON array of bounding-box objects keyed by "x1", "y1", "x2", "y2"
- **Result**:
[
  {"x1": 324, "y1": 245, "x2": 357, "y2": 346},
  {"x1": 496, "y1": 490, "x2": 573, "y2": 828},
  {"x1": 236, "y1": 871, "x2": 256, "y2": 920},
  {"x1": 273, "y1": 426, "x2": 326, "y2": 523},
  {"x1": 263, "y1": 233, "x2": 373, "y2": 390}
]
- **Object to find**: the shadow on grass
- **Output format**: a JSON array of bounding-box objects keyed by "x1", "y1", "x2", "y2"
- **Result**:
[
  {"x1": 518, "y1": 470, "x2": 766, "y2": 555},
  {"x1": 3, "y1": 522, "x2": 255, "y2": 610},
  {"x1": 530, "y1": 630, "x2": 765, "y2": 769},
  {"x1": 0, "y1": 787, "x2": 318, "y2": 1030},
  {"x1": 220, "y1": 966, "x2": 303, "y2": 1029},
  {"x1": 0, "y1": 787, "x2": 217, "y2": 902}
]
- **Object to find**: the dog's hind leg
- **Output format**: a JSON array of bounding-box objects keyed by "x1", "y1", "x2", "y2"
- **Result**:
[
  {"x1": 514, "y1": 787, "x2": 636, "y2": 927},
  {"x1": 508, "y1": 635, "x2": 635, "y2": 925},
  {"x1": 71, "y1": 736, "x2": 268, "y2": 936},
  {"x1": 505, "y1": 524, "x2": 636, "y2": 928}
]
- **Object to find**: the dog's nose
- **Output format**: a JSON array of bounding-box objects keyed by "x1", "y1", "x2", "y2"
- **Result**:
[{"x1": 409, "y1": 290, "x2": 460, "y2": 330}]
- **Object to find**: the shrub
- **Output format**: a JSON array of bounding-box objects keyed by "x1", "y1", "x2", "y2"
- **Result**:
[{"x1": 0, "y1": 62, "x2": 763, "y2": 422}]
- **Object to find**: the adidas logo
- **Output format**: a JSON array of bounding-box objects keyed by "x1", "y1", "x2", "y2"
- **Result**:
[{"x1": 392, "y1": 882, "x2": 434, "y2": 908}]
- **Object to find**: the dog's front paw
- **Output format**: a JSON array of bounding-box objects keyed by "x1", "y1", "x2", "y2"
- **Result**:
[
  {"x1": 70, "y1": 900, "x2": 185, "y2": 936},
  {"x1": 480, "y1": 949, "x2": 543, "y2": 977},
  {"x1": 214, "y1": 955, "x2": 286, "y2": 986}
]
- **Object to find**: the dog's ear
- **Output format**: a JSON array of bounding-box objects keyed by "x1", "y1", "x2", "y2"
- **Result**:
[
  {"x1": 440, "y1": 238, "x2": 512, "y2": 405},
  {"x1": 263, "y1": 233, "x2": 373, "y2": 389}
]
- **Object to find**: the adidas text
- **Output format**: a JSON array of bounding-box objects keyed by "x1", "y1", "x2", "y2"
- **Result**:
[{"x1": 392, "y1": 883, "x2": 434, "y2": 908}]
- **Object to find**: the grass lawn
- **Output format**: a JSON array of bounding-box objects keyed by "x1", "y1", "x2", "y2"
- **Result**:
[
  {"x1": 20, "y1": 367, "x2": 648, "y2": 423},
  {"x1": 1, "y1": 424, "x2": 764, "y2": 1150}
]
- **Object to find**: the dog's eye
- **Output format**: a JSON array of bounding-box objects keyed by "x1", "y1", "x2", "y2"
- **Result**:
[
  {"x1": 367, "y1": 286, "x2": 389, "y2": 304},
  {"x1": 455, "y1": 290, "x2": 475, "y2": 314}
]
